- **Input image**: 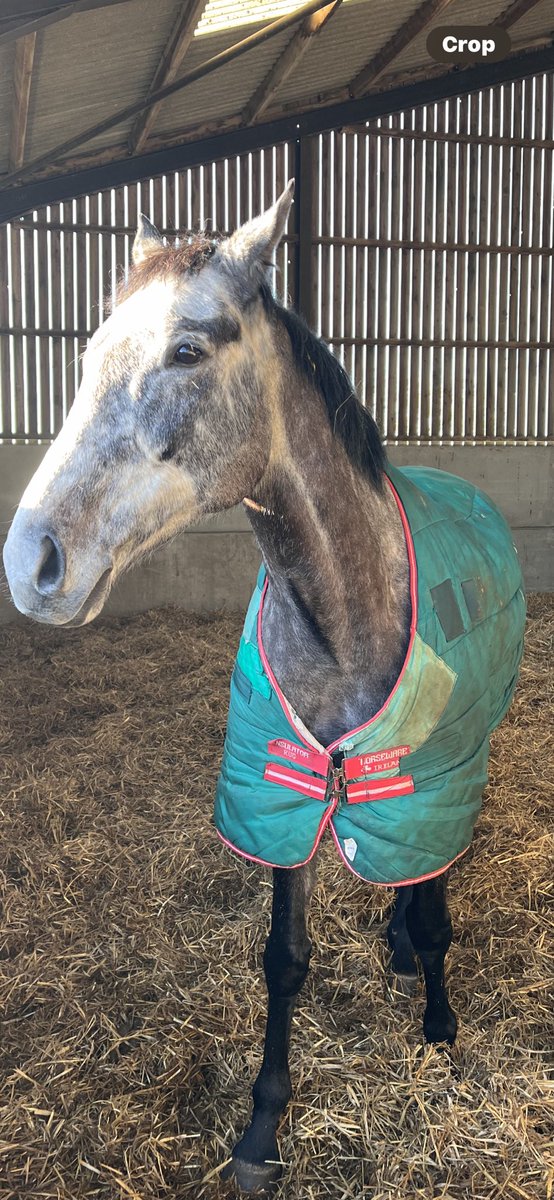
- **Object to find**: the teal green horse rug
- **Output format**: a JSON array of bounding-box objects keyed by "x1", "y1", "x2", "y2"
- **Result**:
[{"x1": 215, "y1": 467, "x2": 526, "y2": 887}]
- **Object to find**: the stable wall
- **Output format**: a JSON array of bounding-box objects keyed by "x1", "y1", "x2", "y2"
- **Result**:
[{"x1": 0, "y1": 444, "x2": 551, "y2": 625}]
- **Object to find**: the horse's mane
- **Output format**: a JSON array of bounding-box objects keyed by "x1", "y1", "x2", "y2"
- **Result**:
[{"x1": 260, "y1": 283, "x2": 386, "y2": 489}]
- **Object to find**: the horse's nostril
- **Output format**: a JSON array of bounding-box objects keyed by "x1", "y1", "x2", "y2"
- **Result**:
[{"x1": 36, "y1": 534, "x2": 66, "y2": 595}]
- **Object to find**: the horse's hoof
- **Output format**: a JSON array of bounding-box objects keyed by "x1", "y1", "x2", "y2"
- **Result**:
[
  {"x1": 424, "y1": 1005, "x2": 458, "y2": 1046},
  {"x1": 390, "y1": 970, "x2": 419, "y2": 996},
  {"x1": 221, "y1": 1155, "x2": 283, "y2": 1195}
]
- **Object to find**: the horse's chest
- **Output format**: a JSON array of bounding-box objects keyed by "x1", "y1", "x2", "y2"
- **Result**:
[{"x1": 262, "y1": 597, "x2": 407, "y2": 747}]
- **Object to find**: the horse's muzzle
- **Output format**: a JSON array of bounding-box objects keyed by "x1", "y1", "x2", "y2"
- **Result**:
[{"x1": 3, "y1": 514, "x2": 113, "y2": 626}]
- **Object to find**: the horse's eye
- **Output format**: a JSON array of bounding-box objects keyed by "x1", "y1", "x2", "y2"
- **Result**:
[{"x1": 173, "y1": 343, "x2": 203, "y2": 366}]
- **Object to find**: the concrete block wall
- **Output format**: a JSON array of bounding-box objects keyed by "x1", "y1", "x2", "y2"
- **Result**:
[{"x1": 0, "y1": 444, "x2": 551, "y2": 624}]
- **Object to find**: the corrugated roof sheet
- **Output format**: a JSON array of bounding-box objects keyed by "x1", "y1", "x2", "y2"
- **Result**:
[
  {"x1": 276, "y1": 0, "x2": 419, "y2": 106},
  {"x1": 26, "y1": 0, "x2": 180, "y2": 158},
  {"x1": 157, "y1": 26, "x2": 292, "y2": 132},
  {"x1": 510, "y1": 0, "x2": 554, "y2": 41},
  {"x1": 0, "y1": 0, "x2": 552, "y2": 190},
  {"x1": 0, "y1": 44, "x2": 15, "y2": 169},
  {"x1": 379, "y1": 0, "x2": 554, "y2": 81}
]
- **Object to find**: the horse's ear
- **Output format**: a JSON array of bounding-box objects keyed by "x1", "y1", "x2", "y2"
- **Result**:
[
  {"x1": 132, "y1": 214, "x2": 164, "y2": 266},
  {"x1": 222, "y1": 180, "x2": 294, "y2": 279}
]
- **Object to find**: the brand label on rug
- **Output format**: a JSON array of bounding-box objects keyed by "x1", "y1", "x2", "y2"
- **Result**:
[
  {"x1": 344, "y1": 745, "x2": 411, "y2": 780},
  {"x1": 267, "y1": 738, "x2": 329, "y2": 778},
  {"x1": 343, "y1": 838, "x2": 358, "y2": 862}
]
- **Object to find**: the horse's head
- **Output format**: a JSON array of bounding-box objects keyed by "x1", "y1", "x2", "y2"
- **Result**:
[{"x1": 3, "y1": 183, "x2": 294, "y2": 626}]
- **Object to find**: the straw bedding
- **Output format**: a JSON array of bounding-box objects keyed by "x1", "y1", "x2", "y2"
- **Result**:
[{"x1": 0, "y1": 595, "x2": 552, "y2": 1200}]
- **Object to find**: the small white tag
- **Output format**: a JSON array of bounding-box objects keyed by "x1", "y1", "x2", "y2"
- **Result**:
[{"x1": 343, "y1": 837, "x2": 358, "y2": 862}]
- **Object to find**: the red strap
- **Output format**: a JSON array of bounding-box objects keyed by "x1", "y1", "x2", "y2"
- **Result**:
[
  {"x1": 264, "y1": 763, "x2": 329, "y2": 801},
  {"x1": 344, "y1": 744, "x2": 411, "y2": 780},
  {"x1": 346, "y1": 775, "x2": 414, "y2": 804},
  {"x1": 267, "y1": 738, "x2": 330, "y2": 778}
]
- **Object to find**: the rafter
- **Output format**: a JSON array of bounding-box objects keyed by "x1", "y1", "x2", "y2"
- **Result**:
[
  {"x1": 128, "y1": 0, "x2": 208, "y2": 156},
  {"x1": 9, "y1": 33, "x2": 37, "y2": 172},
  {"x1": 0, "y1": 0, "x2": 132, "y2": 49},
  {"x1": 1, "y1": 0, "x2": 75, "y2": 19},
  {"x1": 2, "y1": 42, "x2": 553, "y2": 223},
  {"x1": 349, "y1": 0, "x2": 456, "y2": 98},
  {"x1": 495, "y1": 0, "x2": 544, "y2": 28},
  {"x1": 242, "y1": 0, "x2": 340, "y2": 126},
  {"x1": 3, "y1": 0, "x2": 336, "y2": 188},
  {"x1": 349, "y1": 0, "x2": 546, "y2": 100}
]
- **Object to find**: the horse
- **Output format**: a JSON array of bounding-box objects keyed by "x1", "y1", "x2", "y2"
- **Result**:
[{"x1": 3, "y1": 181, "x2": 525, "y2": 1195}]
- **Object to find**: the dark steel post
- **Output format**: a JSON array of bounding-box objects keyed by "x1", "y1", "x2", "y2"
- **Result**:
[{"x1": 294, "y1": 135, "x2": 315, "y2": 325}]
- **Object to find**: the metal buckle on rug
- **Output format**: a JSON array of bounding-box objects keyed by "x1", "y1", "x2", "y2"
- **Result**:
[{"x1": 331, "y1": 763, "x2": 345, "y2": 801}]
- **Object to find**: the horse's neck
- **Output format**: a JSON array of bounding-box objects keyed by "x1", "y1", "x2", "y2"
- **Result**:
[{"x1": 246, "y1": 376, "x2": 411, "y2": 747}]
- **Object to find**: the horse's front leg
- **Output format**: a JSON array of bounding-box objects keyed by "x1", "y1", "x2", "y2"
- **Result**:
[
  {"x1": 386, "y1": 883, "x2": 419, "y2": 992},
  {"x1": 224, "y1": 859, "x2": 317, "y2": 1193},
  {"x1": 406, "y1": 871, "x2": 458, "y2": 1045}
]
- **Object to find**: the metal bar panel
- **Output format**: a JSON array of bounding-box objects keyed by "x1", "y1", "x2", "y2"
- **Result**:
[
  {"x1": 353, "y1": 132, "x2": 367, "y2": 405},
  {"x1": 0, "y1": 225, "x2": 11, "y2": 437},
  {"x1": 48, "y1": 205, "x2": 63, "y2": 434},
  {"x1": 34, "y1": 207, "x2": 50, "y2": 436},
  {"x1": 507, "y1": 82, "x2": 523, "y2": 439},
  {"x1": 9, "y1": 222, "x2": 25, "y2": 437},
  {"x1": 388, "y1": 115, "x2": 401, "y2": 438},
  {"x1": 539, "y1": 75, "x2": 554, "y2": 439}
]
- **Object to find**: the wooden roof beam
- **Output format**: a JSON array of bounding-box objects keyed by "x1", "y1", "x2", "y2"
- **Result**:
[
  {"x1": 495, "y1": 0, "x2": 545, "y2": 29},
  {"x1": 1, "y1": 0, "x2": 77, "y2": 19},
  {"x1": 3, "y1": 42, "x2": 553, "y2": 222},
  {"x1": 349, "y1": 0, "x2": 545, "y2": 99},
  {"x1": 241, "y1": 0, "x2": 341, "y2": 126},
  {"x1": 349, "y1": 0, "x2": 456, "y2": 98},
  {"x1": 128, "y1": 0, "x2": 208, "y2": 156},
  {"x1": 3, "y1": 0, "x2": 336, "y2": 188},
  {"x1": 9, "y1": 33, "x2": 37, "y2": 172},
  {"x1": 0, "y1": 0, "x2": 133, "y2": 49}
]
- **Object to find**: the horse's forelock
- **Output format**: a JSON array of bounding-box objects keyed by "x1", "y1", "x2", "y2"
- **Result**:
[{"x1": 118, "y1": 232, "x2": 225, "y2": 303}]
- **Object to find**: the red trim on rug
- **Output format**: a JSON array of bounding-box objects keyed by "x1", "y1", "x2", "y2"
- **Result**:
[
  {"x1": 263, "y1": 763, "x2": 329, "y2": 800},
  {"x1": 257, "y1": 578, "x2": 329, "y2": 757},
  {"x1": 329, "y1": 823, "x2": 470, "y2": 888},
  {"x1": 216, "y1": 798, "x2": 338, "y2": 870},
  {"x1": 346, "y1": 774, "x2": 414, "y2": 804}
]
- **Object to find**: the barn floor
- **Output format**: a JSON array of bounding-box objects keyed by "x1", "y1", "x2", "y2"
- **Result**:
[{"x1": 0, "y1": 596, "x2": 552, "y2": 1200}]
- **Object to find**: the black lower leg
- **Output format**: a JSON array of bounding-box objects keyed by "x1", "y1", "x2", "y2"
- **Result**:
[
  {"x1": 387, "y1": 885, "x2": 417, "y2": 979},
  {"x1": 406, "y1": 873, "x2": 458, "y2": 1045},
  {"x1": 225, "y1": 863, "x2": 315, "y2": 1192}
]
